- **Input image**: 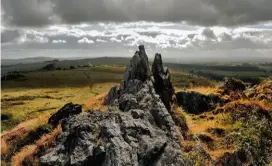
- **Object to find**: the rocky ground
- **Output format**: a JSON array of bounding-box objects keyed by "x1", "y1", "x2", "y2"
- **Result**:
[{"x1": 1, "y1": 45, "x2": 271, "y2": 166}]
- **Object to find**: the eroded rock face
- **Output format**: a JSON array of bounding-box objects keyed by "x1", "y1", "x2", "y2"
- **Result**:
[
  {"x1": 152, "y1": 53, "x2": 175, "y2": 110},
  {"x1": 41, "y1": 46, "x2": 189, "y2": 166}
]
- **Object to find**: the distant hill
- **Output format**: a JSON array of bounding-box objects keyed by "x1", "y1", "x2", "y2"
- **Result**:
[
  {"x1": 1, "y1": 57, "x2": 57, "y2": 66},
  {"x1": 1, "y1": 57, "x2": 131, "y2": 75}
]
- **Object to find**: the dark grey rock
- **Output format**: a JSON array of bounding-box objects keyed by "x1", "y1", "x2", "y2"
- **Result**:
[
  {"x1": 152, "y1": 53, "x2": 175, "y2": 110},
  {"x1": 124, "y1": 45, "x2": 151, "y2": 88},
  {"x1": 119, "y1": 94, "x2": 137, "y2": 112},
  {"x1": 176, "y1": 91, "x2": 225, "y2": 114},
  {"x1": 1, "y1": 112, "x2": 12, "y2": 121},
  {"x1": 41, "y1": 79, "x2": 189, "y2": 165},
  {"x1": 219, "y1": 77, "x2": 246, "y2": 94},
  {"x1": 131, "y1": 109, "x2": 144, "y2": 119},
  {"x1": 104, "y1": 86, "x2": 120, "y2": 105},
  {"x1": 48, "y1": 103, "x2": 82, "y2": 127}
]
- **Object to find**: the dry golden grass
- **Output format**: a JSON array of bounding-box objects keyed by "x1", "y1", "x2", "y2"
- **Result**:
[
  {"x1": 222, "y1": 98, "x2": 271, "y2": 111},
  {"x1": 1, "y1": 114, "x2": 49, "y2": 144},
  {"x1": 1, "y1": 82, "x2": 116, "y2": 164},
  {"x1": 184, "y1": 87, "x2": 219, "y2": 95},
  {"x1": 183, "y1": 111, "x2": 231, "y2": 135},
  {"x1": 255, "y1": 80, "x2": 272, "y2": 94},
  {"x1": 182, "y1": 111, "x2": 238, "y2": 160},
  {"x1": 10, "y1": 126, "x2": 61, "y2": 166},
  {"x1": 1, "y1": 138, "x2": 8, "y2": 157},
  {"x1": 85, "y1": 92, "x2": 108, "y2": 111},
  {"x1": 208, "y1": 148, "x2": 236, "y2": 160},
  {"x1": 1, "y1": 82, "x2": 117, "y2": 132},
  {"x1": 179, "y1": 85, "x2": 272, "y2": 161},
  {"x1": 178, "y1": 101, "x2": 238, "y2": 161},
  {"x1": 95, "y1": 65, "x2": 126, "y2": 73}
]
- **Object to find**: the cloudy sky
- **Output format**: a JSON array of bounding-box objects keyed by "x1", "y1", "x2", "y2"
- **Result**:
[{"x1": 1, "y1": 0, "x2": 272, "y2": 62}]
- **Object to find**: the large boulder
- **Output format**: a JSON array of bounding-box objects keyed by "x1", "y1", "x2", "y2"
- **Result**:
[
  {"x1": 48, "y1": 103, "x2": 82, "y2": 127},
  {"x1": 152, "y1": 53, "x2": 175, "y2": 110},
  {"x1": 220, "y1": 77, "x2": 246, "y2": 94},
  {"x1": 176, "y1": 91, "x2": 225, "y2": 114}
]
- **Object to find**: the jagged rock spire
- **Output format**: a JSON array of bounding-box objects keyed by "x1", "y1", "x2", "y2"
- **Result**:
[
  {"x1": 40, "y1": 46, "x2": 187, "y2": 166},
  {"x1": 152, "y1": 53, "x2": 175, "y2": 110},
  {"x1": 124, "y1": 45, "x2": 151, "y2": 88}
]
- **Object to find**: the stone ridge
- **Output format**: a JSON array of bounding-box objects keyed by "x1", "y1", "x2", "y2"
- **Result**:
[{"x1": 40, "y1": 45, "x2": 190, "y2": 166}]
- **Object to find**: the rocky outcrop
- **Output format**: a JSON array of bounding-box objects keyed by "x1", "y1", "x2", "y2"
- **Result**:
[
  {"x1": 176, "y1": 91, "x2": 225, "y2": 114},
  {"x1": 48, "y1": 103, "x2": 82, "y2": 127},
  {"x1": 152, "y1": 53, "x2": 175, "y2": 110},
  {"x1": 43, "y1": 63, "x2": 57, "y2": 71},
  {"x1": 124, "y1": 45, "x2": 151, "y2": 89},
  {"x1": 105, "y1": 45, "x2": 151, "y2": 106},
  {"x1": 104, "y1": 86, "x2": 120, "y2": 105},
  {"x1": 40, "y1": 46, "x2": 189, "y2": 166},
  {"x1": 220, "y1": 77, "x2": 246, "y2": 94}
]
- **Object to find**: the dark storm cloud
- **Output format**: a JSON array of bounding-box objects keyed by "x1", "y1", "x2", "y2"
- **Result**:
[
  {"x1": 52, "y1": 0, "x2": 217, "y2": 25},
  {"x1": 207, "y1": 0, "x2": 272, "y2": 25},
  {"x1": 1, "y1": 0, "x2": 54, "y2": 27},
  {"x1": 2, "y1": 0, "x2": 272, "y2": 27}
]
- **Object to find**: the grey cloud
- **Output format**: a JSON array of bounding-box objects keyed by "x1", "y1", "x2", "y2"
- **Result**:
[
  {"x1": 2, "y1": 0, "x2": 272, "y2": 27},
  {"x1": 206, "y1": 0, "x2": 272, "y2": 25},
  {"x1": 187, "y1": 34, "x2": 196, "y2": 39},
  {"x1": 137, "y1": 32, "x2": 159, "y2": 38},
  {"x1": 202, "y1": 28, "x2": 216, "y2": 39},
  {"x1": 220, "y1": 33, "x2": 232, "y2": 41},
  {"x1": 1, "y1": 29, "x2": 20, "y2": 43},
  {"x1": 1, "y1": 0, "x2": 54, "y2": 27},
  {"x1": 2, "y1": 22, "x2": 272, "y2": 51}
]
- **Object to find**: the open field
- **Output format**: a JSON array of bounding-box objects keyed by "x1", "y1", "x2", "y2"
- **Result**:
[
  {"x1": 167, "y1": 62, "x2": 272, "y2": 84},
  {"x1": 3, "y1": 61, "x2": 270, "y2": 132},
  {"x1": 1, "y1": 65, "x2": 215, "y2": 131}
]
